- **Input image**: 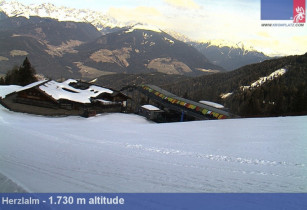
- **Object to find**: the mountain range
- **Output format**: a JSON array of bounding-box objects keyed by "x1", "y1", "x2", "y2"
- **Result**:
[
  {"x1": 0, "y1": 13, "x2": 223, "y2": 79},
  {"x1": 69, "y1": 24, "x2": 224, "y2": 77},
  {"x1": 0, "y1": 0, "x2": 121, "y2": 32},
  {"x1": 0, "y1": 0, "x2": 271, "y2": 79},
  {"x1": 190, "y1": 41, "x2": 271, "y2": 71}
]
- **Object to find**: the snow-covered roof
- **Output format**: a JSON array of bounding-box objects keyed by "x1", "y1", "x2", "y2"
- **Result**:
[
  {"x1": 0, "y1": 85, "x2": 22, "y2": 98},
  {"x1": 16, "y1": 80, "x2": 48, "y2": 92},
  {"x1": 38, "y1": 80, "x2": 113, "y2": 104},
  {"x1": 141, "y1": 105, "x2": 161, "y2": 111},
  {"x1": 14, "y1": 79, "x2": 113, "y2": 104},
  {"x1": 199, "y1": 101, "x2": 225, "y2": 109}
]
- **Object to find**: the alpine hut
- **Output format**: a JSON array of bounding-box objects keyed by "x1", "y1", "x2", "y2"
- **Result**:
[{"x1": 0, "y1": 79, "x2": 129, "y2": 117}]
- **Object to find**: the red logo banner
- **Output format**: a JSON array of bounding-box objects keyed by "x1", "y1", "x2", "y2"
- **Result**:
[{"x1": 293, "y1": 0, "x2": 306, "y2": 23}]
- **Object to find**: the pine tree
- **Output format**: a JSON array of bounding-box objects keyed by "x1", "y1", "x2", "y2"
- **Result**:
[
  {"x1": 0, "y1": 76, "x2": 5, "y2": 85},
  {"x1": 4, "y1": 57, "x2": 37, "y2": 86},
  {"x1": 18, "y1": 57, "x2": 37, "y2": 86}
]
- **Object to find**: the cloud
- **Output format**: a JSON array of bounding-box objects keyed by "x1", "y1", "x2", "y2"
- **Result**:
[
  {"x1": 257, "y1": 31, "x2": 271, "y2": 38},
  {"x1": 108, "y1": 6, "x2": 165, "y2": 26},
  {"x1": 106, "y1": 1, "x2": 305, "y2": 56},
  {"x1": 291, "y1": 36, "x2": 307, "y2": 54},
  {"x1": 163, "y1": 0, "x2": 201, "y2": 10}
]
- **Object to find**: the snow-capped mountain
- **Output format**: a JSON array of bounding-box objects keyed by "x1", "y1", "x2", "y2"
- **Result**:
[
  {"x1": 164, "y1": 30, "x2": 193, "y2": 43},
  {"x1": 0, "y1": 0, "x2": 122, "y2": 32},
  {"x1": 206, "y1": 40, "x2": 256, "y2": 52},
  {"x1": 191, "y1": 40, "x2": 271, "y2": 71},
  {"x1": 124, "y1": 23, "x2": 162, "y2": 33}
]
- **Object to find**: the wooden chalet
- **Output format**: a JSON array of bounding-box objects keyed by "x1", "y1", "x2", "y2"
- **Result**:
[{"x1": 0, "y1": 79, "x2": 129, "y2": 117}]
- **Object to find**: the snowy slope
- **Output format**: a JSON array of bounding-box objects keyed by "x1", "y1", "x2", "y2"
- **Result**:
[
  {"x1": 241, "y1": 68, "x2": 288, "y2": 91},
  {"x1": 0, "y1": 87, "x2": 306, "y2": 193}
]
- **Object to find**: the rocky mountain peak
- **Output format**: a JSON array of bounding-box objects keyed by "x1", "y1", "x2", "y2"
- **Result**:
[{"x1": 0, "y1": 0, "x2": 121, "y2": 30}]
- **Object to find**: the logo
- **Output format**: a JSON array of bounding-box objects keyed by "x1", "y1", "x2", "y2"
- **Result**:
[
  {"x1": 261, "y1": 0, "x2": 306, "y2": 23},
  {"x1": 293, "y1": 0, "x2": 306, "y2": 23}
]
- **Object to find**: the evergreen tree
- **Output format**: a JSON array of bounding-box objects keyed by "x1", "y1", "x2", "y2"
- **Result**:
[
  {"x1": 18, "y1": 57, "x2": 37, "y2": 86},
  {"x1": 4, "y1": 66, "x2": 19, "y2": 85},
  {"x1": 0, "y1": 76, "x2": 5, "y2": 85},
  {"x1": 3, "y1": 57, "x2": 37, "y2": 86}
]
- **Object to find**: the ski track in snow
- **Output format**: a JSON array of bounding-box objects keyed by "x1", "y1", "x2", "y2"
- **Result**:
[
  {"x1": 0, "y1": 104, "x2": 307, "y2": 192},
  {"x1": 125, "y1": 143, "x2": 304, "y2": 167}
]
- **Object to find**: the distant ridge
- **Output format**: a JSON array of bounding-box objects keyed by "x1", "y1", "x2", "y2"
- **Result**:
[{"x1": 190, "y1": 41, "x2": 271, "y2": 71}]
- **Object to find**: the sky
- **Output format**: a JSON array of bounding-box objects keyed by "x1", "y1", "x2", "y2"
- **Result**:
[
  {"x1": 7, "y1": 0, "x2": 307, "y2": 56},
  {"x1": 261, "y1": 0, "x2": 293, "y2": 20}
]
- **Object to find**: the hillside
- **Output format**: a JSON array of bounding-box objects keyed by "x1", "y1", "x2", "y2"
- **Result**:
[
  {"x1": 94, "y1": 72, "x2": 189, "y2": 90},
  {"x1": 96, "y1": 53, "x2": 307, "y2": 117},
  {"x1": 163, "y1": 53, "x2": 307, "y2": 117},
  {"x1": 0, "y1": 14, "x2": 102, "y2": 78},
  {"x1": 64, "y1": 24, "x2": 224, "y2": 78}
]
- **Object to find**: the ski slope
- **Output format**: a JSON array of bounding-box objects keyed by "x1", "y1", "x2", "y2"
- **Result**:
[{"x1": 0, "y1": 86, "x2": 307, "y2": 193}]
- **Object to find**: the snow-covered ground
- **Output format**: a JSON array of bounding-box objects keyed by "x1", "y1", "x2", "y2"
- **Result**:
[{"x1": 0, "y1": 86, "x2": 307, "y2": 193}]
